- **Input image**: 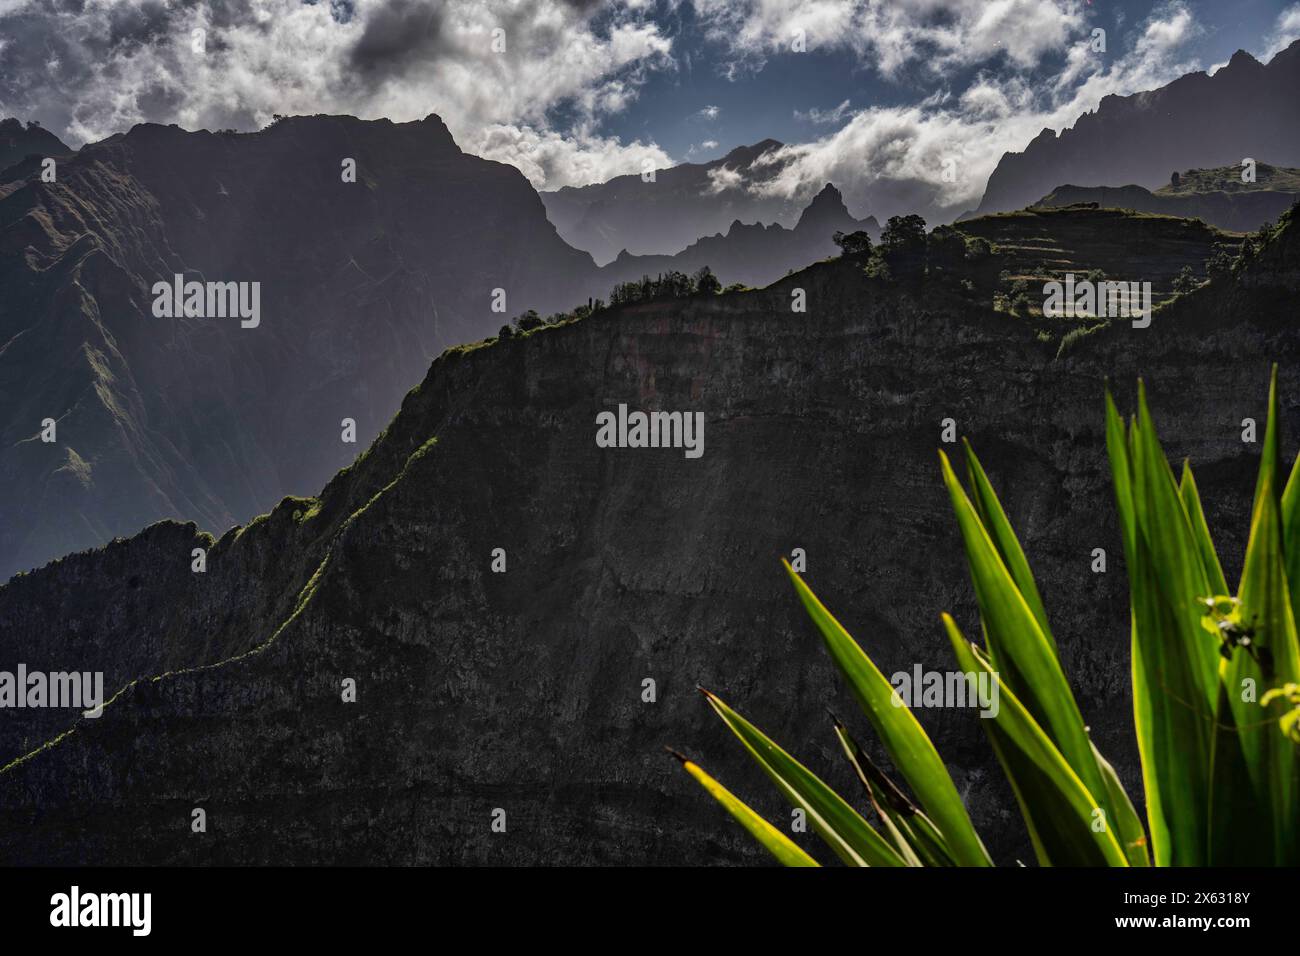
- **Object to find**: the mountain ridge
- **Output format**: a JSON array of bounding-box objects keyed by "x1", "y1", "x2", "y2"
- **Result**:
[
  {"x1": 540, "y1": 138, "x2": 802, "y2": 263},
  {"x1": 0, "y1": 112, "x2": 596, "y2": 581},
  {"x1": 975, "y1": 41, "x2": 1300, "y2": 215}
]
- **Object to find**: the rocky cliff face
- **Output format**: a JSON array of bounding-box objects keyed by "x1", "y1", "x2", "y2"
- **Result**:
[
  {"x1": 1, "y1": 210, "x2": 1297, "y2": 865},
  {"x1": 975, "y1": 43, "x2": 1300, "y2": 216},
  {"x1": 0, "y1": 114, "x2": 597, "y2": 581}
]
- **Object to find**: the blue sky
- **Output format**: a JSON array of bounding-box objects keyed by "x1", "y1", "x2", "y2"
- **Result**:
[
  {"x1": 603, "y1": 0, "x2": 1297, "y2": 163},
  {"x1": 1, "y1": 0, "x2": 1297, "y2": 218}
]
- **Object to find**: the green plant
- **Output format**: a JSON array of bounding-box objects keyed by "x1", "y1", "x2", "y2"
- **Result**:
[
  {"x1": 675, "y1": 369, "x2": 1300, "y2": 866},
  {"x1": 832, "y1": 229, "x2": 874, "y2": 259},
  {"x1": 1172, "y1": 264, "x2": 1199, "y2": 295}
]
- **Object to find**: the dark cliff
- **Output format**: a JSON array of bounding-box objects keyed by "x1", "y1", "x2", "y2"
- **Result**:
[
  {"x1": 1, "y1": 209, "x2": 1298, "y2": 865},
  {"x1": 0, "y1": 114, "x2": 597, "y2": 581}
]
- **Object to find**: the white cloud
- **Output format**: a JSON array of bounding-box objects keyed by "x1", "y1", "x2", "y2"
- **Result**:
[
  {"x1": 705, "y1": 164, "x2": 745, "y2": 193},
  {"x1": 745, "y1": 2, "x2": 1205, "y2": 222},
  {"x1": 793, "y1": 98, "x2": 852, "y2": 125},
  {"x1": 693, "y1": 0, "x2": 1086, "y2": 76},
  {"x1": 0, "y1": 0, "x2": 674, "y2": 189},
  {"x1": 1261, "y1": 3, "x2": 1300, "y2": 60},
  {"x1": 474, "y1": 123, "x2": 670, "y2": 189},
  {"x1": 698, "y1": 104, "x2": 721, "y2": 119}
]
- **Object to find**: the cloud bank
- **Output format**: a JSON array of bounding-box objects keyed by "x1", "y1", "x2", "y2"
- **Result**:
[
  {"x1": 0, "y1": 0, "x2": 672, "y2": 188},
  {"x1": 0, "y1": 0, "x2": 1286, "y2": 212}
]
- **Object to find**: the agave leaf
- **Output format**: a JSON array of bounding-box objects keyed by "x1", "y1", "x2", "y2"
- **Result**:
[
  {"x1": 939, "y1": 450, "x2": 1111, "y2": 813},
  {"x1": 1249, "y1": 365, "x2": 1282, "y2": 524},
  {"x1": 963, "y1": 441, "x2": 1055, "y2": 650},
  {"x1": 1120, "y1": 382, "x2": 1219, "y2": 865},
  {"x1": 1280, "y1": 450, "x2": 1300, "y2": 625},
  {"x1": 835, "y1": 738, "x2": 923, "y2": 866},
  {"x1": 785, "y1": 563, "x2": 993, "y2": 866},
  {"x1": 672, "y1": 752, "x2": 820, "y2": 867},
  {"x1": 941, "y1": 615, "x2": 1129, "y2": 866},
  {"x1": 1220, "y1": 468, "x2": 1300, "y2": 865},
  {"x1": 1105, "y1": 391, "x2": 1136, "y2": 562},
  {"x1": 1090, "y1": 741, "x2": 1150, "y2": 866},
  {"x1": 702, "y1": 689, "x2": 906, "y2": 867},
  {"x1": 832, "y1": 718, "x2": 955, "y2": 867},
  {"x1": 1179, "y1": 460, "x2": 1229, "y2": 596}
]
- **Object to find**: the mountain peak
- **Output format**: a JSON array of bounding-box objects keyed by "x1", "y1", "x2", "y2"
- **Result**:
[
  {"x1": 719, "y1": 139, "x2": 783, "y2": 166},
  {"x1": 1226, "y1": 48, "x2": 1262, "y2": 69},
  {"x1": 794, "y1": 182, "x2": 854, "y2": 232}
]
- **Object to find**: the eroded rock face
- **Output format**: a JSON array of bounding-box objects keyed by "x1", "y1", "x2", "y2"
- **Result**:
[
  {"x1": 1, "y1": 218, "x2": 1298, "y2": 864},
  {"x1": 975, "y1": 44, "x2": 1300, "y2": 216},
  {"x1": 0, "y1": 114, "x2": 596, "y2": 581}
]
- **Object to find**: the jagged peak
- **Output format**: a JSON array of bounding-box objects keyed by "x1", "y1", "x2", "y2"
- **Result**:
[
  {"x1": 1225, "y1": 48, "x2": 1263, "y2": 70},
  {"x1": 794, "y1": 182, "x2": 851, "y2": 230}
]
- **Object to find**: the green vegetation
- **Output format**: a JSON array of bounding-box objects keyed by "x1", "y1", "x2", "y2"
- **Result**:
[
  {"x1": 1172, "y1": 264, "x2": 1200, "y2": 295},
  {"x1": 1158, "y1": 162, "x2": 1300, "y2": 195},
  {"x1": 607, "y1": 266, "x2": 724, "y2": 306},
  {"x1": 501, "y1": 265, "x2": 732, "y2": 341},
  {"x1": 831, "y1": 229, "x2": 873, "y2": 259},
  {"x1": 677, "y1": 370, "x2": 1300, "y2": 866}
]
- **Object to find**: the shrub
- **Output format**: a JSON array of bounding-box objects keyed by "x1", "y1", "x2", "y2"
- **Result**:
[
  {"x1": 676, "y1": 370, "x2": 1300, "y2": 866},
  {"x1": 1172, "y1": 264, "x2": 1199, "y2": 295},
  {"x1": 833, "y1": 230, "x2": 873, "y2": 259},
  {"x1": 692, "y1": 266, "x2": 722, "y2": 295},
  {"x1": 513, "y1": 309, "x2": 544, "y2": 331},
  {"x1": 1207, "y1": 245, "x2": 1236, "y2": 279},
  {"x1": 880, "y1": 214, "x2": 927, "y2": 254}
]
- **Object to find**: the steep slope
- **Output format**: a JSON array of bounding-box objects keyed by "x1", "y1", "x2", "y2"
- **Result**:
[
  {"x1": 1034, "y1": 162, "x2": 1300, "y2": 233},
  {"x1": 975, "y1": 42, "x2": 1300, "y2": 215},
  {"x1": 1, "y1": 209, "x2": 1298, "y2": 866},
  {"x1": 0, "y1": 118, "x2": 71, "y2": 182},
  {"x1": 598, "y1": 183, "x2": 880, "y2": 290},
  {"x1": 0, "y1": 114, "x2": 597, "y2": 581},
  {"x1": 540, "y1": 140, "x2": 801, "y2": 264}
]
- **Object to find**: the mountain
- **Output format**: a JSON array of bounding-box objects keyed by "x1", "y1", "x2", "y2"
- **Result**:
[
  {"x1": 597, "y1": 183, "x2": 880, "y2": 290},
  {"x1": 2, "y1": 206, "x2": 1297, "y2": 864},
  {"x1": 0, "y1": 118, "x2": 71, "y2": 179},
  {"x1": 0, "y1": 113, "x2": 597, "y2": 582},
  {"x1": 975, "y1": 42, "x2": 1300, "y2": 216},
  {"x1": 1033, "y1": 163, "x2": 1300, "y2": 233},
  {"x1": 540, "y1": 140, "x2": 803, "y2": 264}
]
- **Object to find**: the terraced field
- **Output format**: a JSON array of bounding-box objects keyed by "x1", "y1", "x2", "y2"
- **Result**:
[{"x1": 956, "y1": 206, "x2": 1243, "y2": 316}]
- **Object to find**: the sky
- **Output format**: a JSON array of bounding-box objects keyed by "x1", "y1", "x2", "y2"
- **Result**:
[{"x1": 1, "y1": 0, "x2": 1298, "y2": 220}]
